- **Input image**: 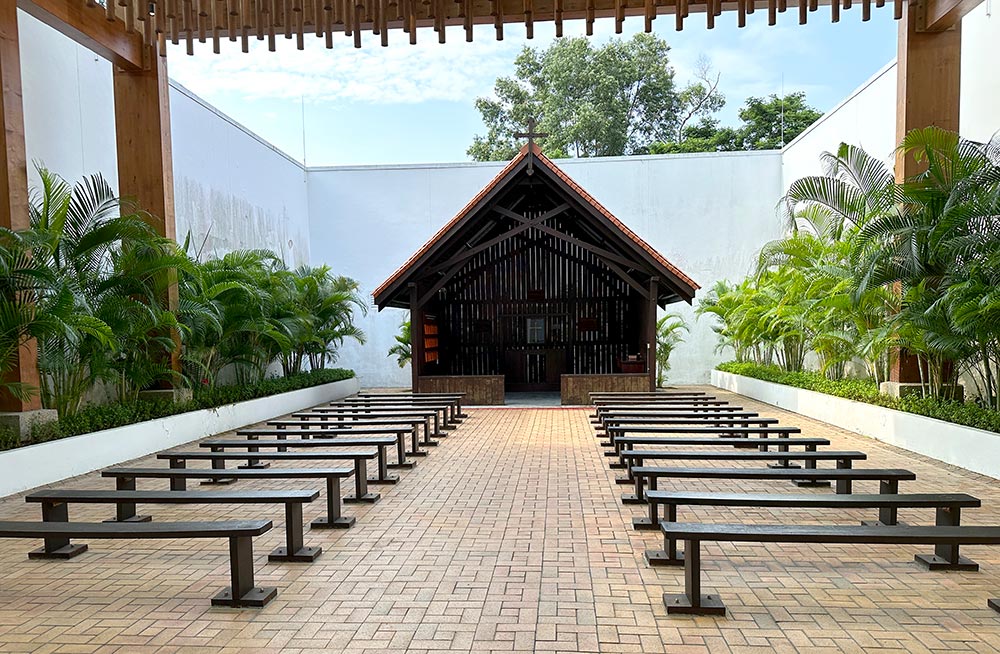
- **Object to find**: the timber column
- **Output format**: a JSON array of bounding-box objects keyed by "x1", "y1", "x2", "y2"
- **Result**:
[
  {"x1": 646, "y1": 277, "x2": 658, "y2": 391},
  {"x1": 409, "y1": 283, "x2": 424, "y2": 392},
  {"x1": 886, "y1": 4, "x2": 962, "y2": 396},
  {"x1": 114, "y1": 47, "x2": 187, "y2": 400},
  {"x1": 0, "y1": 2, "x2": 57, "y2": 436}
]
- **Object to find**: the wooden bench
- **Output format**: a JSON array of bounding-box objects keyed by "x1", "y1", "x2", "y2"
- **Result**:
[
  {"x1": 606, "y1": 436, "x2": 831, "y2": 467},
  {"x1": 659, "y1": 522, "x2": 1000, "y2": 616},
  {"x1": 303, "y1": 406, "x2": 442, "y2": 439},
  {"x1": 590, "y1": 391, "x2": 708, "y2": 398},
  {"x1": 25, "y1": 489, "x2": 323, "y2": 562},
  {"x1": 333, "y1": 398, "x2": 457, "y2": 430},
  {"x1": 606, "y1": 425, "x2": 801, "y2": 450},
  {"x1": 192, "y1": 442, "x2": 381, "y2": 501},
  {"x1": 616, "y1": 450, "x2": 867, "y2": 484},
  {"x1": 641, "y1": 491, "x2": 982, "y2": 568},
  {"x1": 239, "y1": 426, "x2": 419, "y2": 466},
  {"x1": 0, "y1": 519, "x2": 276, "y2": 607},
  {"x1": 591, "y1": 405, "x2": 746, "y2": 424},
  {"x1": 625, "y1": 467, "x2": 917, "y2": 503},
  {"x1": 279, "y1": 416, "x2": 430, "y2": 454},
  {"x1": 356, "y1": 392, "x2": 467, "y2": 418},
  {"x1": 101, "y1": 467, "x2": 357, "y2": 528},
  {"x1": 598, "y1": 415, "x2": 777, "y2": 430}
]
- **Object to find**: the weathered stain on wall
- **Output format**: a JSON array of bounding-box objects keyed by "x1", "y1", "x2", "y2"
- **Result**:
[{"x1": 174, "y1": 176, "x2": 309, "y2": 266}]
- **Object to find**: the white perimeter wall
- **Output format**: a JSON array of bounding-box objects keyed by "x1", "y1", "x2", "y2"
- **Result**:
[{"x1": 308, "y1": 151, "x2": 785, "y2": 387}]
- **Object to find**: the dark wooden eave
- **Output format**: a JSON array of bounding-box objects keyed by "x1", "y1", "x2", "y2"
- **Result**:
[{"x1": 373, "y1": 145, "x2": 699, "y2": 311}]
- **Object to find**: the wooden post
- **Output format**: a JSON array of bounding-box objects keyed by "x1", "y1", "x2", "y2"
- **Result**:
[
  {"x1": 0, "y1": 3, "x2": 42, "y2": 413},
  {"x1": 647, "y1": 277, "x2": 658, "y2": 391},
  {"x1": 409, "y1": 283, "x2": 424, "y2": 393},
  {"x1": 894, "y1": 4, "x2": 962, "y2": 183},
  {"x1": 890, "y1": 5, "x2": 961, "y2": 386},
  {"x1": 113, "y1": 46, "x2": 183, "y2": 384}
]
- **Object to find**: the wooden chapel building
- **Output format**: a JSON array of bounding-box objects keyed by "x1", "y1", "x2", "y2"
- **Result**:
[{"x1": 373, "y1": 143, "x2": 699, "y2": 405}]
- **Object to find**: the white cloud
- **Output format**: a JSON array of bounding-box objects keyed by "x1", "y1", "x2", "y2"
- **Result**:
[{"x1": 168, "y1": 24, "x2": 526, "y2": 105}]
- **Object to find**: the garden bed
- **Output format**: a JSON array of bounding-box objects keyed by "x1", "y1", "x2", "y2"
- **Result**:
[
  {"x1": 712, "y1": 367, "x2": 1000, "y2": 480},
  {"x1": 0, "y1": 372, "x2": 360, "y2": 497}
]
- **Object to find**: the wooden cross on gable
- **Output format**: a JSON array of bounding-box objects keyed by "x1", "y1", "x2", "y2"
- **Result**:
[{"x1": 514, "y1": 118, "x2": 548, "y2": 175}]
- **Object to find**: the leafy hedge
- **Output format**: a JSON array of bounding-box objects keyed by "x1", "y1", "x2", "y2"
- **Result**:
[
  {"x1": 717, "y1": 362, "x2": 1000, "y2": 434},
  {"x1": 0, "y1": 368, "x2": 354, "y2": 451}
]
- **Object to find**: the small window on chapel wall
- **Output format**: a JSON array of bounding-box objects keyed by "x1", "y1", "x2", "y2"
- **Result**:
[{"x1": 527, "y1": 317, "x2": 546, "y2": 345}]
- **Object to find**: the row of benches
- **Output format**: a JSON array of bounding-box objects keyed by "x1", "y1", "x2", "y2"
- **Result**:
[
  {"x1": 2, "y1": 391, "x2": 468, "y2": 608},
  {"x1": 589, "y1": 390, "x2": 1000, "y2": 617}
]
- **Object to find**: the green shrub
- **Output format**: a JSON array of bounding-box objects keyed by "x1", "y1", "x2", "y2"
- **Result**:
[
  {"x1": 4, "y1": 368, "x2": 354, "y2": 447},
  {"x1": 0, "y1": 426, "x2": 20, "y2": 451},
  {"x1": 717, "y1": 361, "x2": 1000, "y2": 434}
]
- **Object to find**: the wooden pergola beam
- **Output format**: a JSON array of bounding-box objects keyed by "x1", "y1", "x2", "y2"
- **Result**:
[
  {"x1": 17, "y1": 0, "x2": 145, "y2": 71},
  {"x1": 0, "y1": 0, "x2": 42, "y2": 412},
  {"x1": 916, "y1": 0, "x2": 982, "y2": 31}
]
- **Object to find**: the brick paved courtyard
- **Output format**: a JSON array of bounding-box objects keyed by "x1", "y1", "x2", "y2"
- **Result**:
[{"x1": 1, "y1": 386, "x2": 1000, "y2": 652}]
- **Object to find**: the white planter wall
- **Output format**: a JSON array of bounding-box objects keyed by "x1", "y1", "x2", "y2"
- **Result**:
[
  {"x1": 0, "y1": 376, "x2": 360, "y2": 498},
  {"x1": 712, "y1": 370, "x2": 1000, "y2": 480}
]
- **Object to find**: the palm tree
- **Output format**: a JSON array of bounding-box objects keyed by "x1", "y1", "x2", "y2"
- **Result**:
[
  {"x1": 654, "y1": 314, "x2": 688, "y2": 387},
  {"x1": 27, "y1": 167, "x2": 176, "y2": 415},
  {"x1": 388, "y1": 321, "x2": 412, "y2": 368}
]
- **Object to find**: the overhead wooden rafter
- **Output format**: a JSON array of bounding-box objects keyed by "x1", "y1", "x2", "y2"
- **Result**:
[{"x1": 24, "y1": 0, "x2": 981, "y2": 57}]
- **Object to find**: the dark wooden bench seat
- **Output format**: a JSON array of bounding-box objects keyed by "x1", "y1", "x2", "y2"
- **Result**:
[
  {"x1": 659, "y1": 522, "x2": 1000, "y2": 616},
  {"x1": 303, "y1": 406, "x2": 442, "y2": 439},
  {"x1": 616, "y1": 450, "x2": 867, "y2": 484},
  {"x1": 591, "y1": 406, "x2": 746, "y2": 425},
  {"x1": 102, "y1": 467, "x2": 358, "y2": 528},
  {"x1": 333, "y1": 398, "x2": 457, "y2": 429},
  {"x1": 625, "y1": 466, "x2": 917, "y2": 503},
  {"x1": 192, "y1": 443, "x2": 380, "y2": 501},
  {"x1": 239, "y1": 427, "x2": 417, "y2": 466},
  {"x1": 0, "y1": 519, "x2": 275, "y2": 607},
  {"x1": 177, "y1": 444, "x2": 393, "y2": 488},
  {"x1": 641, "y1": 491, "x2": 982, "y2": 569},
  {"x1": 599, "y1": 416, "x2": 777, "y2": 430},
  {"x1": 356, "y1": 392, "x2": 467, "y2": 418},
  {"x1": 606, "y1": 436, "x2": 830, "y2": 467},
  {"x1": 605, "y1": 424, "x2": 801, "y2": 449},
  {"x1": 276, "y1": 418, "x2": 429, "y2": 455},
  {"x1": 25, "y1": 489, "x2": 323, "y2": 563}
]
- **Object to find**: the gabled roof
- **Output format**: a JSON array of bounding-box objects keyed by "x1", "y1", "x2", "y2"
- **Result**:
[{"x1": 373, "y1": 144, "x2": 699, "y2": 309}]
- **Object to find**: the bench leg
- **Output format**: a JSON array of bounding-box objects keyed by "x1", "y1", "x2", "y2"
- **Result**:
[
  {"x1": 835, "y1": 460, "x2": 854, "y2": 495},
  {"x1": 212, "y1": 536, "x2": 277, "y2": 607},
  {"x1": 990, "y1": 599, "x2": 1000, "y2": 614},
  {"x1": 368, "y1": 446, "x2": 399, "y2": 484},
  {"x1": 915, "y1": 507, "x2": 979, "y2": 571},
  {"x1": 388, "y1": 431, "x2": 415, "y2": 469},
  {"x1": 633, "y1": 497, "x2": 661, "y2": 531},
  {"x1": 269, "y1": 502, "x2": 322, "y2": 562},
  {"x1": 29, "y1": 501, "x2": 89, "y2": 560},
  {"x1": 409, "y1": 423, "x2": 429, "y2": 457},
  {"x1": 345, "y1": 459, "x2": 380, "y2": 503},
  {"x1": 622, "y1": 473, "x2": 647, "y2": 505},
  {"x1": 663, "y1": 540, "x2": 726, "y2": 616},
  {"x1": 202, "y1": 447, "x2": 237, "y2": 486},
  {"x1": 107, "y1": 475, "x2": 151, "y2": 522},
  {"x1": 312, "y1": 477, "x2": 355, "y2": 529},
  {"x1": 616, "y1": 457, "x2": 639, "y2": 484},
  {"x1": 645, "y1": 504, "x2": 683, "y2": 566},
  {"x1": 239, "y1": 435, "x2": 269, "y2": 469}
]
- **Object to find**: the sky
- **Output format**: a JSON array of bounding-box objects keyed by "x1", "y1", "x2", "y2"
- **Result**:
[{"x1": 166, "y1": 9, "x2": 899, "y2": 166}]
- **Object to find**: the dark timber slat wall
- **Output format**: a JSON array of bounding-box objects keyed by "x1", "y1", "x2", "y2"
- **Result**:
[{"x1": 435, "y1": 216, "x2": 636, "y2": 385}]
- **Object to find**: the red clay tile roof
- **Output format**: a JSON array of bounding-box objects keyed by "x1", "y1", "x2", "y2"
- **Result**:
[{"x1": 373, "y1": 143, "x2": 699, "y2": 304}]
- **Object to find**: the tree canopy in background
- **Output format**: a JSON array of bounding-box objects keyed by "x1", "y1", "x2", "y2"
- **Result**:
[
  {"x1": 468, "y1": 34, "x2": 713, "y2": 160},
  {"x1": 468, "y1": 34, "x2": 823, "y2": 160}
]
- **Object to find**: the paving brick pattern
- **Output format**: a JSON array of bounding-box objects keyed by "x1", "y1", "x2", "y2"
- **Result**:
[{"x1": 0, "y1": 386, "x2": 999, "y2": 652}]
